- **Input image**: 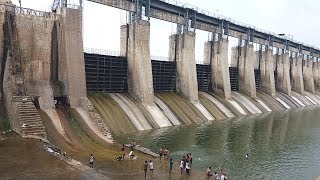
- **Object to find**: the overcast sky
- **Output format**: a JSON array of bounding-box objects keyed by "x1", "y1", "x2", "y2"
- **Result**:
[{"x1": 11, "y1": 0, "x2": 320, "y2": 62}]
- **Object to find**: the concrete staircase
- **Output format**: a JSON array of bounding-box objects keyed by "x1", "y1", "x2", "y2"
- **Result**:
[{"x1": 12, "y1": 96, "x2": 47, "y2": 139}]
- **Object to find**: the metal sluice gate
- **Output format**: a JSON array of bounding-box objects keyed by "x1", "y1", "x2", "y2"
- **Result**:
[
  {"x1": 196, "y1": 64, "x2": 211, "y2": 91},
  {"x1": 229, "y1": 67, "x2": 239, "y2": 91},
  {"x1": 152, "y1": 60, "x2": 176, "y2": 92},
  {"x1": 254, "y1": 69, "x2": 261, "y2": 90},
  {"x1": 84, "y1": 53, "x2": 128, "y2": 92}
]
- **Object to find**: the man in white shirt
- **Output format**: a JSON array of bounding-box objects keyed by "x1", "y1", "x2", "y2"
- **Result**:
[{"x1": 148, "y1": 160, "x2": 154, "y2": 177}]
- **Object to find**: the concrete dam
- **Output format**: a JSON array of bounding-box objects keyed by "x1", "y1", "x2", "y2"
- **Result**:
[{"x1": 1, "y1": 0, "x2": 320, "y2": 143}]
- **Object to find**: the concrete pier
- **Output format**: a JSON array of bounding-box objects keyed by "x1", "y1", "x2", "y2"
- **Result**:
[
  {"x1": 120, "y1": 24, "x2": 128, "y2": 57},
  {"x1": 125, "y1": 20, "x2": 154, "y2": 105},
  {"x1": 235, "y1": 44, "x2": 257, "y2": 98},
  {"x1": 275, "y1": 52, "x2": 291, "y2": 95},
  {"x1": 313, "y1": 61, "x2": 320, "y2": 91},
  {"x1": 259, "y1": 49, "x2": 276, "y2": 97},
  {"x1": 59, "y1": 8, "x2": 87, "y2": 107},
  {"x1": 203, "y1": 38, "x2": 231, "y2": 99},
  {"x1": 172, "y1": 31, "x2": 199, "y2": 102},
  {"x1": 303, "y1": 57, "x2": 315, "y2": 93},
  {"x1": 291, "y1": 55, "x2": 304, "y2": 94},
  {"x1": 168, "y1": 34, "x2": 177, "y2": 61}
]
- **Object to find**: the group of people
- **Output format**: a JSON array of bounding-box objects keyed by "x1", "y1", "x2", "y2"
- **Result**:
[
  {"x1": 142, "y1": 160, "x2": 154, "y2": 178},
  {"x1": 206, "y1": 168, "x2": 228, "y2": 180},
  {"x1": 116, "y1": 143, "x2": 136, "y2": 161},
  {"x1": 159, "y1": 147, "x2": 169, "y2": 161},
  {"x1": 179, "y1": 153, "x2": 193, "y2": 175},
  {"x1": 88, "y1": 141, "x2": 228, "y2": 179}
]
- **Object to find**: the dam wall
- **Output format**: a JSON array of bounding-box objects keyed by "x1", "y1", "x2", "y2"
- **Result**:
[
  {"x1": 2, "y1": 1, "x2": 320, "y2": 138},
  {"x1": 15, "y1": 13, "x2": 55, "y2": 109}
]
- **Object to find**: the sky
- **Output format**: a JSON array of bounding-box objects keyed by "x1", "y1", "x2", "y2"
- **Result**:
[{"x1": 11, "y1": 0, "x2": 320, "y2": 62}]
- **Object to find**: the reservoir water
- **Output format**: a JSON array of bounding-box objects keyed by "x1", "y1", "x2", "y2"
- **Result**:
[{"x1": 116, "y1": 106, "x2": 320, "y2": 179}]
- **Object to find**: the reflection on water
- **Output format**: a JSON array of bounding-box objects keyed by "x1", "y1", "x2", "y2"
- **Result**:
[{"x1": 115, "y1": 106, "x2": 320, "y2": 179}]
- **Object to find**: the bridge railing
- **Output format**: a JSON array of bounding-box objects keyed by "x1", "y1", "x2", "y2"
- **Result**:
[
  {"x1": 84, "y1": 47, "x2": 123, "y2": 57},
  {"x1": 151, "y1": 55, "x2": 173, "y2": 62},
  {"x1": 158, "y1": 0, "x2": 319, "y2": 52},
  {"x1": 0, "y1": 4, "x2": 59, "y2": 20},
  {"x1": 85, "y1": 47, "x2": 175, "y2": 61}
]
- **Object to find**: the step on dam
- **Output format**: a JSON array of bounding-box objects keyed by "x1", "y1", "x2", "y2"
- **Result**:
[{"x1": 1, "y1": 0, "x2": 320, "y2": 179}]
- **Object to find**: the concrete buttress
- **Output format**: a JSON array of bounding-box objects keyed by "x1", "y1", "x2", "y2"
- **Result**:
[
  {"x1": 59, "y1": 7, "x2": 87, "y2": 107},
  {"x1": 313, "y1": 61, "x2": 320, "y2": 91},
  {"x1": 175, "y1": 31, "x2": 198, "y2": 102},
  {"x1": 303, "y1": 58, "x2": 315, "y2": 93},
  {"x1": 291, "y1": 56, "x2": 304, "y2": 94},
  {"x1": 204, "y1": 38, "x2": 231, "y2": 99},
  {"x1": 169, "y1": 32, "x2": 214, "y2": 121},
  {"x1": 275, "y1": 53, "x2": 291, "y2": 95},
  {"x1": 126, "y1": 20, "x2": 154, "y2": 105},
  {"x1": 259, "y1": 49, "x2": 276, "y2": 97},
  {"x1": 238, "y1": 44, "x2": 257, "y2": 98}
]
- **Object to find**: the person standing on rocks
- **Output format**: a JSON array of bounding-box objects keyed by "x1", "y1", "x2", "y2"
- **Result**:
[
  {"x1": 89, "y1": 154, "x2": 95, "y2": 168},
  {"x1": 142, "y1": 160, "x2": 148, "y2": 179}
]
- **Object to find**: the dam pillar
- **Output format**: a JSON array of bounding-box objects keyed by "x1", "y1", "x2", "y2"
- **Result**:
[
  {"x1": 126, "y1": 20, "x2": 154, "y2": 104},
  {"x1": 120, "y1": 24, "x2": 128, "y2": 57},
  {"x1": 303, "y1": 57, "x2": 315, "y2": 93},
  {"x1": 260, "y1": 49, "x2": 276, "y2": 97},
  {"x1": 204, "y1": 37, "x2": 231, "y2": 99},
  {"x1": 0, "y1": 11, "x2": 5, "y2": 100},
  {"x1": 237, "y1": 44, "x2": 257, "y2": 98},
  {"x1": 59, "y1": 7, "x2": 87, "y2": 107},
  {"x1": 174, "y1": 31, "x2": 198, "y2": 102},
  {"x1": 291, "y1": 55, "x2": 304, "y2": 94},
  {"x1": 168, "y1": 34, "x2": 177, "y2": 61},
  {"x1": 275, "y1": 52, "x2": 291, "y2": 95},
  {"x1": 313, "y1": 60, "x2": 320, "y2": 91}
]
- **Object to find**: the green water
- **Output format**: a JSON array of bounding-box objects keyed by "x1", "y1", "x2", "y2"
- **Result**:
[{"x1": 115, "y1": 106, "x2": 320, "y2": 179}]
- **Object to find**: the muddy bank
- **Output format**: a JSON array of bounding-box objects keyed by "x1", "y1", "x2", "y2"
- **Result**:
[{"x1": 0, "y1": 133, "x2": 102, "y2": 179}]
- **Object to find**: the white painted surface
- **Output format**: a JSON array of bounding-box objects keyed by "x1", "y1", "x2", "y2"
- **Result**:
[
  {"x1": 154, "y1": 96, "x2": 181, "y2": 125},
  {"x1": 291, "y1": 96, "x2": 305, "y2": 107},
  {"x1": 109, "y1": 94, "x2": 145, "y2": 131},
  {"x1": 143, "y1": 104, "x2": 173, "y2": 127},
  {"x1": 232, "y1": 92, "x2": 262, "y2": 114},
  {"x1": 304, "y1": 95, "x2": 317, "y2": 105},
  {"x1": 256, "y1": 99, "x2": 272, "y2": 112},
  {"x1": 275, "y1": 97, "x2": 291, "y2": 109},
  {"x1": 200, "y1": 92, "x2": 235, "y2": 118},
  {"x1": 228, "y1": 100, "x2": 247, "y2": 115},
  {"x1": 192, "y1": 101, "x2": 215, "y2": 121}
]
